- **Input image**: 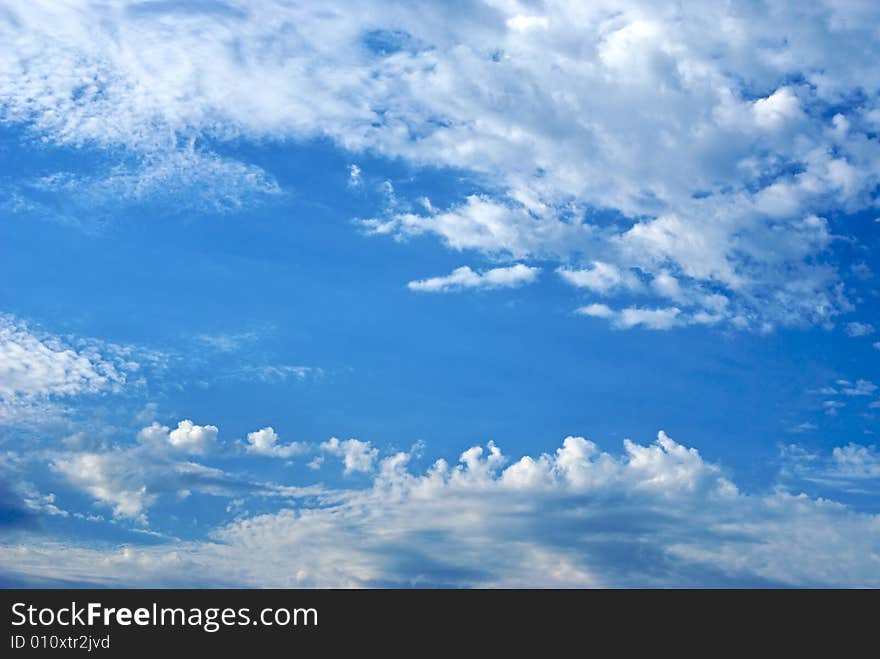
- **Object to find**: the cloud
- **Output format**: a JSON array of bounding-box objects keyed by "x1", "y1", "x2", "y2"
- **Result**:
[
  {"x1": 24, "y1": 148, "x2": 281, "y2": 218},
  {"x1": 3, "y1": 2, "x2": 880, "y2": 327},
  {"x1": 845, "y1": 322, "x2": 875, "y2": 337},
  {"x1": 752, "y1": 87, "x2": 803, "y2": 130},
  {"x1": 0, "y1": 314, "x2": 148, "y2": 425},
  {"x1": 4, "y1": 431, "x2": 880, "y2": 587},
  {"x1": 245, "y1": 427, "x2": 306, "y2": 459},
  {"x1": 840, "y1": 380, "x2": 877, "y2": 397},
  {"x1": 320, "y1": 437, "x2": 378, "y2": 474},
  {"x1": 780, "y1": 442, "x2": 880, "y2": 494},
  {"x1": 361, "y1": 195, "x2": 591, "y2": 259},
  {"x1": 0, "y1": 315, "x2": 128, "y2": 399},
  {"x1": 52, "y1": 425, "x2": 319, "y2": 522},
  {"x1": 557, "y1": 262, "x2": 641, "y2": 295},
  {"x1": 138, "y1": 420, "x2": 219, "y2": 455},
  {"x1": 577, "y1": 304, "x2": 682, "y2": 330},
  {"x1": 407, "y1": 264, "x2": 540, "y2": 293},
  {"x1": 823, "y1": 400, "x2": 845, "y2": 416}
]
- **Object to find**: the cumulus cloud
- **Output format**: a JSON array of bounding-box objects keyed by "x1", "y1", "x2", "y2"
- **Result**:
[
  {"x1": 138, "y1": 420, "x2": 219, "y2": 455},
  {"x1": 245, "y1": 427, "x2": 306, "y2": 459},
  {"x1": 408, "y1": 264, "x2": 539, "y2": 293},
  {"x1": 4, "y1": 432, "x2": 880, "y2": 587},
  {"x1": 3, "y1": 2, "x2": 879, "y2": 328},
  {"x1": 320, "y1": 437, "x2": 379, "y2": 474}
]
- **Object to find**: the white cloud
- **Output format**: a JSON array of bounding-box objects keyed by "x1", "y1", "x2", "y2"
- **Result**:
[
  {"x1": 52, "y1": 451, "x2": 158, "y2": 523},
  {"x1": 138, "y1": 420, "x2": 219, "y2": 455},
  {"x1": 5, "y1": 432, "x2": 880, "y2": 587},
  {"x1": 616, "y1": 307, "x2": 682, "y2": 330},
  {"x1": 3, "y1": 2, "x2": 880, "y2": 327},
  {"x1": 845, "y1": 322, "x2": 875, "y2": 337},
  {"x1": 780, "y1": 442, "x2": 880, "y2": 493},
  {"x1": 577, "y1": 304, "x2": 682, "y2": 330},
  {"x1": 363, "y1": 195, "x2": 589, "y2": 258},
  {"x1": 245, "y1": 427, "x2": 306, "y2": 459},
  {"x1": 53, "y1": 428, "x2": 320, "y2": 522},
  {"x1": 221, "y1": 364, "x2": 322, "y2": 384},
  {"x1": 0, "y1": 315, "x2": 129, "y2": 399},
  {"x1": 577, "y1": 303, "x2": 615, "y2": 319},
  {"x1": 823, "y1": 400, "x2": 845, "y2": 416},
  {"x1": 506, "y1": 15, "x2": 549, "y2": 32},
  {"x1": 320, "y1": 437, "x2": 378, "y2": 474},
  {"x1": 840, "y1": 379, "x2": 877, "y2": 397},
  {"x1": 557, "y1": 262, "x2": 640, "y2": 295},
  {"x1": 752, "y1": 87, "x2": 803, "y2": 130},
  {"x1": 408, "y1": 264, "x2": 540, "y2": 293},
  {"x1": 348, "y1": 164, "x2": 362, "y2": 188},
  {"x1": 28, "y1": 148, "x2": 281, "y2": 216},
  {"x1": 0, "y1": 314, "x2": 149, "y2": 425}
]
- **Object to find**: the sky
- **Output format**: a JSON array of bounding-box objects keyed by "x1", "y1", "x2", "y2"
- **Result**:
[{"x1": 1, "y1": 0, "x2": 879, "y2": 587}]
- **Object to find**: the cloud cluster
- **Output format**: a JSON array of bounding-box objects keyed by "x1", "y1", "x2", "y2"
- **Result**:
[
  {"x1": 4, "y1": 431, "x2": 880, "y2": 587},
  {"x1": 780, "y1": 442, "x2": 880, "y2": 494},
  {"x1": 2, "y1": 1, "x2": 879, "y2": 328},
  {"x1": 0, "y1": 315, "x2": 141, "y2": 424},
  {"x1": 0, "y1": 315, "x2": 129, "y2": 400},
  {"x1": 49, "y1": 420, "x2": 320, "y2": 522}
]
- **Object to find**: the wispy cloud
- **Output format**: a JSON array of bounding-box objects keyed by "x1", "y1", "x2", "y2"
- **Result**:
[
  {"x1": 408, "y1": 264, "x2": 540, "y2": 293},
  {"x1": 577, "y1": 304, "x2": 684, "y2": 331},
  {"x1": 845, "y1": 322, "x2": 875, "y2": 338}
]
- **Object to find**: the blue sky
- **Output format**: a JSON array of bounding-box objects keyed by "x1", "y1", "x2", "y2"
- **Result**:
[{"x1": 1, "y1": 0, "x2": 880, "y2": 587}]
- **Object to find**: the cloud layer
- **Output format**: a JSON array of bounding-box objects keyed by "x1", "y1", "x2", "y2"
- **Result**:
[
  {"x1": 2, "y1": 1, "x2": 879, "y2": 328},
  {"x1": 3, "y1": 430, "x2": 880, "y2": 587}
]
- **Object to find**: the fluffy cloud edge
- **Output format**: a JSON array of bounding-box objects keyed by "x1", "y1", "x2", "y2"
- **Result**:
[{"x1": 4, "y1": 431, "x2": 880, "y2": 587}]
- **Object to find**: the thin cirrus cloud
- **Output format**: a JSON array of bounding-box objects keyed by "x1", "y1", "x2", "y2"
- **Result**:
[
  {"x1": 3, "y1": 431, "x2": 880, "y2": 587},
  {"x1": 407, "y1": 264, "x2": 540, "y2": 293},
  {"x1": 2, "y1": 2, "x2": 880, "y2": 329}
]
